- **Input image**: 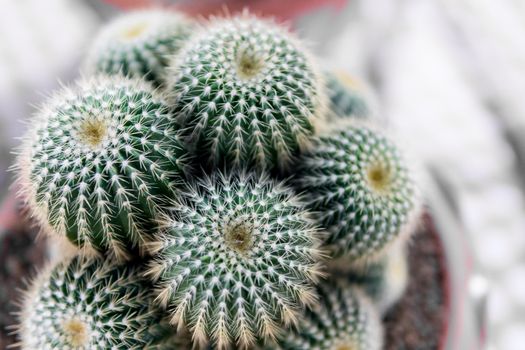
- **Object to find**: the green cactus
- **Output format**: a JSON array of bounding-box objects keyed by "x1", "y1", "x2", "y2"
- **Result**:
[
  {"x1": 85, "y1": 10, "x2": 194, "y2": 87},
  {"x1": 296, "y1": 122, "x2": 419, "y2": 259},
  {"x1": 15, "y1": 76, "x2": 189, "y2": 260},
  {"x1": 331, "y1": 245, "x2": 409, "y2": 314},
  {"x1": 277, "y1": 280, "x2": 383, "y2": 350},
  {"x1": 17, "y1": 255, "x2": 190, "y2": 350},
  {"x1": 167, "y1": 14, "x2": 326, "y2": 171},
  {"x1": 146, "y1": 171, "x2": 323, "y2": 349},
  {"x1": 325, "y1": 71, "x2": 371, "y2": 120}
]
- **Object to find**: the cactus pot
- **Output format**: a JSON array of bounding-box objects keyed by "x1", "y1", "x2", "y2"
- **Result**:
[{"x1": 420, "y1": 176, "x2": 486, "y2": 350}]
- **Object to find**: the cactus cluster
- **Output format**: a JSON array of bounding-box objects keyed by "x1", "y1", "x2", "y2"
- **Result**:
[{"x1": 12, "y1": 8, "x2": 423, "y2": 350}]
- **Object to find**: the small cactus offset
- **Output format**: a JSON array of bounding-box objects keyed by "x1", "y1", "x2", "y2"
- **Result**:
[
  {"x1": 17, "y1": 255, "x2": 187, "y2": 350},
  {"x1": 325, "y1": 71, "x2": 371, "y2": 120},
  {"x1": 296, "y1": 122, "x2": 419, "y2": 259},
  {"x1": 85, "y1": 10, "x2": 194, "y2": 87},
  {"x1": 168, "y1": 14, "x2": 326, "y2": 171},
  {"x1": 15, "y1": 76, "x2": 189, "y2": 259},
  {"x1": 334, "y1": 245, "x2": 409, "y2": 314},
  {"x1": 353, "y1": 246, "x2": 408, "y2": 314},
  {"x1": 147, "y1": 171, "x2": 323, "y2": 349},
  {"x1": 277, "y1": 280, "x2": 383, "y2": 350}
]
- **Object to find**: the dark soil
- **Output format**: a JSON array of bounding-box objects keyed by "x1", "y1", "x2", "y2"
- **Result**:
[
  {"x1": 383, "y1": 213, "x2": 449, "y2": 350},
  {"x1": 0, "y1": 203, "x2": 48, "y2": 349}
]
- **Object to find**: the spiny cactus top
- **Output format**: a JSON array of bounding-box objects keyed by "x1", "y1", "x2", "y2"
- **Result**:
[
  {"x1": 325, "y1": 71, "x2": 371, "y2": 120},
  {"x1": 18, "y1": 255, "x2": 186, "y2": 350},
  {"x1": 168, "y1": 14, "x2": 326, "y2": 171},
  {"x1": 277, "y1": 280, "x2": 383, "y2": 350},
  {"x1": 16, "y1": 77, "x2": 189, "y2": 260},
  {"x1": 147, "y1": 171, "x2": 323, "y2": 349},
  {"x1": 86, "y1": 10, "x2": 194, "y2": 86},
  {"x1": 296, "y1": 122, "x2": 418, "y2": 259}
]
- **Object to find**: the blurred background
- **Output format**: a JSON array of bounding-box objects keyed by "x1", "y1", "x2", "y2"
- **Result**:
[{"x1": 0, "y1": 0, "x2": 524, "y2": 349}]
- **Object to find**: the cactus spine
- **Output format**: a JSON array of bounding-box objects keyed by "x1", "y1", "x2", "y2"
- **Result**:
[
  {"x1": 16, "y1": 77, "x2": 189, "y2": 259},
  {"x1": 168, "y1": 14, "x2": 326, "y2": 171},
  {"x1": 296, "y1": 122, "x2": 418, "y2": 259},
  {"x1": 86, "y1": 10, "x2": 194, "y2": 87},
  {"x1": 147, "y1": 171, "x2": 322, "y2": 349},
  {"x1": 18, "y1": 255, "x2": 186, "y2": 349}
]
